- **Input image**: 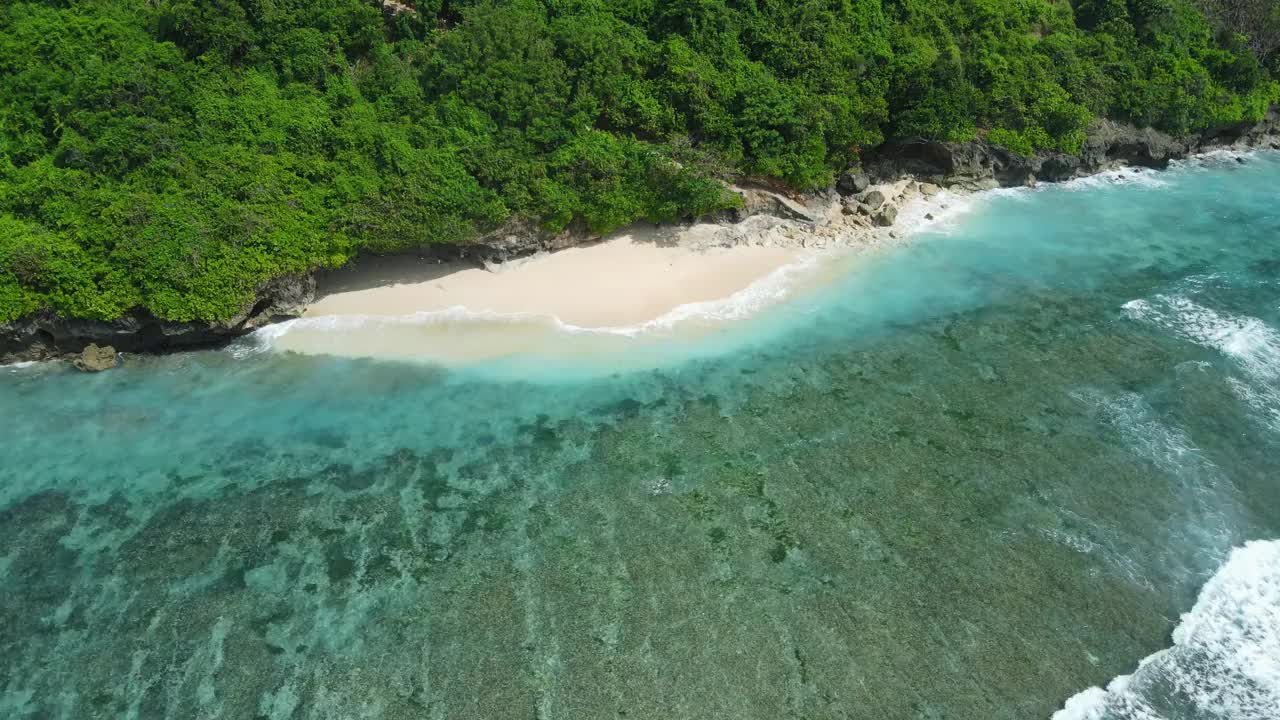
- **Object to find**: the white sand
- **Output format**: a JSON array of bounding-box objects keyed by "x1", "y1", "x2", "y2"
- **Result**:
[
  {"x1": 262, "y1": 180, "x2": 956, "y2": 365},
  {"x1": 305, "y1": 227, "x2": 802, "y2": 328}
]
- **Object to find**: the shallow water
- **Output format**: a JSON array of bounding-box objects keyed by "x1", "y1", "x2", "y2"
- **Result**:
[{"x1": 2, "y1": 153, "x2": 1279, "y2": 719}]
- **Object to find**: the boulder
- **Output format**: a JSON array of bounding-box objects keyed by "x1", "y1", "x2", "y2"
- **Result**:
[
  {"x1": 919, "y1": 183, "x2": 942, "y2": 197},
  {"x1": 74, "y1": 344, "x2": 117, "y2": 372},
  {"x1": 875, "y1": 206, "x2": 898, "y2": 227},
  {"x1": 836, "y1": 171, "x2": 870, "y2": 196},
  {"x1": 860, "y1": 190, "x2": 886, "y2": 212}
]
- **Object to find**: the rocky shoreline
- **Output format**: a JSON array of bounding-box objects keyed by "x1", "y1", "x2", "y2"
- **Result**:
[
  {"x1": 4, "y1": 111, "x2": 1278, "y2": 366},
  {"x1": 1, "y1": 273, "x2": 317, "y2": 366}
]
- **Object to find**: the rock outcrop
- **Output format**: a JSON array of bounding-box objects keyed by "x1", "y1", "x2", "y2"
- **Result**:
[
  {"x1": 457, "y1": 183, "x2": 822, "y2": 264},
  {"x1": 861, "y1": 111, "x2": 1280, "y2": 190},
  {"x1": 1, "y1": 273, "x2": 315, "y2": 364},
  {"x1": 716, "y1": 184, "x2": 820, "y2": 224},
  {"x1": 73, "y1": 344, "x2": 117, "y2": 372}
]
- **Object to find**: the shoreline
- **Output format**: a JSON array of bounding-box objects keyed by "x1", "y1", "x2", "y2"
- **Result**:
[
  {"x1": 253, "y1": 176, "x2": 954, "y2": 363},
  {"x1": 263, "y1": 239, "x2": 837, "y2": 365},
  {"x1": 3, "y1": 123, "x2": 1277, "y2": 365},
  {"x1": 278, "y1": 146, "x2": 1264, "y2": 364},
  {"x1": 302, "y1": 231, "x2": 804, "y2": 330}
]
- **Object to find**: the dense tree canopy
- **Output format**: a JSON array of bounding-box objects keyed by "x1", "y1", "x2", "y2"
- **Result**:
[{"x1": 2, "y1": 0, "x2": 1276, "y2": 323}]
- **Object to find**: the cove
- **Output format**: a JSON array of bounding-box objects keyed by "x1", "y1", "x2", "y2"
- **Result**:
[{"x1": 2, "y1": 152, "x2": 1279, "y2": 720}]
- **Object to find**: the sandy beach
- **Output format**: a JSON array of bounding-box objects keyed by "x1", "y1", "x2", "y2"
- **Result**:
[
  {"x1": 261, "y1": 223, "x2": 821, "y2": 365},
  {"x1": 304, "y1": 226, "x2": 804, "y2": 328},
  {"x1": 261, "y1": 179, "x2": 958, "y2": 364}
]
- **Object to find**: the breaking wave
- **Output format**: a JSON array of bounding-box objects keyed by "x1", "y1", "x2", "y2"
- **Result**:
[
  {"x1": 1053, "y1": 540, "x2": 1280, "y2": 720},
  {"x1": 1122, "y1": 294, "x2": 1280, "y2": 435},
  {"x1": 1122, "y1": 296, "x2": 1280, "y2": 383},
  {"x1": 1057, "y1": 166, "x2": 1172, "y2": 191}
]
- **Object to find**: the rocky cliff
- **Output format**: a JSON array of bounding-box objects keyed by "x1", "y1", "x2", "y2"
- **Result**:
[
  {"x1": 1, "y1": 274, "x2": 315, "y2": 364},
  {"x1": 858, "y1": 112, "x2": 1280, "y2": 190}
]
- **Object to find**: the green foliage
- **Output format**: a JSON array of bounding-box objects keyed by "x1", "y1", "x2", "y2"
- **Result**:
[{"x1": 0, "y1": 0, "x2": 1273, "y2": 322}]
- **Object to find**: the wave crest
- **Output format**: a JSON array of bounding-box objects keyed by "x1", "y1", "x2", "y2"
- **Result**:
[{"x1": 1053, "y1": 540, "x2": 1280, "y2": 720}]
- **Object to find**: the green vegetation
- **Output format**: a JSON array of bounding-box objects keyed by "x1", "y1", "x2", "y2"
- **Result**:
[{"x1": 2, "y1": 0, "x2": 1277, "y2": 323}]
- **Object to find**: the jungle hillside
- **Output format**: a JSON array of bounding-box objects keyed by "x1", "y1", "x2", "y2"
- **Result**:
[{"x1": 2, "y1": 0, "x2": 1278, "y2": 324}]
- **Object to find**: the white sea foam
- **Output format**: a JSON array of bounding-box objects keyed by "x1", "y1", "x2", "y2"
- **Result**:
[
  {"x1": 885, "y1": 159, "x2": 1174, "y2": 237},
  {"x1": 1075, "y1": 389, "x2": 1219, "y2": 480},
  {"x1": 1173, "y1": 148, "x2": 1265, "y2": 170},
  {"x1": 1058, "y1": 149, "x2": 1264, "y2": 198},
  {"x1": 1052, "y1": 539, "x2": 1280, "y2": 720},
  {"x1": 1, "y1": 359, "x2": 54, "y2": 372},
  {"x1": 1123, "y1": 294, "x2": 1280, "y2": 436},
  {"x1": 254, "y1": 305, "x2": 567, "y2": 339},
  {"x1": 1039, "y1": 507, "x2": 1150, "y2": 588},
  {"x1": 1123, "y1": 296, "x2": 1280, "y2": 383},
  {"x1": 1056, "y1": 166, "x2": 1172, "y2": 192},
  {"x1": 1226, "y1": 377, "x2": 1280, "y2": 435},
  {"x1": 607, "y1": 253, "x2": 822, "y2": 334},
  {"x1": 892, "y1": 189, "x2": 991, "y2": 236},
  {"x1": 901, "y1": 147, "x2": 1274, "y2": 242},
  {"x1": 993, "y1": 145, "x2": 1264, "y2": 201},
  {"x1": 1040, "y1": 527, "x2": 1103, "y2": 555}
]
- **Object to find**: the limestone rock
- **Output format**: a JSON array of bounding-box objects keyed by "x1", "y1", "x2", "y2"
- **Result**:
[
  {"x1": 875, "y1": 206, "x2": 898, "y2": 227},
  {"x1": 74, "y1": 344, "x2": 117, "y2": 372},
  {"x1": 920, "y1": 183, "x2": 942, "y2": 197},
  {"x1": 1038, "y1": 155, "x2": 1081, "y2": 182},
  {"x1": 861, "y1": 190, "x2": 886, "y2": 212},
  {"x1": 238, "y1": 273, "x2": 317, "y2": 330},
  {"x1": 836, "y1": 171, "x2": 870, "y2": 196},
  {"x1": 735, "y1": 186, "x2": 816, "y2": 223}
]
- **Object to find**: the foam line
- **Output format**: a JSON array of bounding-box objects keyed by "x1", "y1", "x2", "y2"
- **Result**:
[
  {"x1": 1053, "y1": 540, "x2": 1280, "y2": 720},
  {"x1": 1123, "y1": 296, "x2": 1280, "y2": 382}
]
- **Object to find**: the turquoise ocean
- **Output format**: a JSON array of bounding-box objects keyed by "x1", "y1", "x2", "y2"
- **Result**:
[{"x1": 2, "y1": 152, "x2": 1278, "y2": 719}]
